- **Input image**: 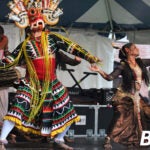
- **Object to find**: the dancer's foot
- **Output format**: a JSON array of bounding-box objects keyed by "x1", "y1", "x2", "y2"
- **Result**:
[
  {"x1": 0, "y1": 143, "x2": 6, "y2": 150},
  {"x1": 54, "y1": 140, "x2": 73, "y2": 150},
  {"x1": 103, "y1": 136, "x2": 112, "y2": 150},
  {"x1": 104, "y1": 143, "x2": 112, "y2": 150}
]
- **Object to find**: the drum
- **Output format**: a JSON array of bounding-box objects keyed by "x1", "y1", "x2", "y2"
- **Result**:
[{"x1": 0, "y1": 68, "x2": 21, "y2": 88}]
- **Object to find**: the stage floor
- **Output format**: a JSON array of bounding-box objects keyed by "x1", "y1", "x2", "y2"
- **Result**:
[{"x1": 4, "y1": 137, "x2": 150, "y2": 150}]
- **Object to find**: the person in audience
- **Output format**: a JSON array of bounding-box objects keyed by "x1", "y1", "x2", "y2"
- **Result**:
[
  {"x1": 0, "y1": 25, "x2": 9, "y2": 126},
  {"x1": 90, "y1": 42, "x2": 150, "y2": 149},
  {"x1": 0, "y1": 25, "x2": 9, "y2": 56},
  {"x1": 0, "y1": 25, "x2": 17, "y2": 145}
]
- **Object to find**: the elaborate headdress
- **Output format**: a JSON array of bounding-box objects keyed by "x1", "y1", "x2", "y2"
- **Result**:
[{"x1": 7, "y1": 0, "x2": 63, "y2": 28}]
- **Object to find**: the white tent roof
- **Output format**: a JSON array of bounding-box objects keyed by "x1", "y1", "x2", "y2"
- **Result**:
[{"x1": 0, "y1": 0, "x2": 150, "y2": 44}]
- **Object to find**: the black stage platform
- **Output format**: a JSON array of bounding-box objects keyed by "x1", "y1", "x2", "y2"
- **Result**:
[{"x1": 3, "y1": 137, "x2": 150, "y2": 150}]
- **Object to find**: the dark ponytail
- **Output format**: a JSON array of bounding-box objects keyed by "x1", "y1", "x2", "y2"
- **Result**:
[{"x1": 136, "y1": 58, "x2": 149, "y2": 86}]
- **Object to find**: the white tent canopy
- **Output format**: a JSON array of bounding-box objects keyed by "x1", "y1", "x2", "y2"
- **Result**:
[{"x1": 0, "y1": 0, "x2": 150, "y2": 44}]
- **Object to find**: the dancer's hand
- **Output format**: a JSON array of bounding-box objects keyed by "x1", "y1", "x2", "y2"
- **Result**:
[
  {"x1": 90, "y1": 64, "x2": 109, "y2": 79},
  {"x1": 89, "y1": 64, "x2": 100, "y2": 72},
  {"x1": 75, "y1": 56, "x2": 82, "y2": 62}
]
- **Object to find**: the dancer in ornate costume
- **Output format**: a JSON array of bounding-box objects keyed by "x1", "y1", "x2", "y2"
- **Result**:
[
  {"x1": 0, "y1": 0, "x2": 100, "y2": 149},
  {"x1": 90, "y1": 43, "x2": 150, "y2": 149}
]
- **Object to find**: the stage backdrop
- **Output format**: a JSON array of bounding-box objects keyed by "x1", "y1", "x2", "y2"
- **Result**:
[{"x1": 2, "y1": 24, "x2": 114, "y2": 89}]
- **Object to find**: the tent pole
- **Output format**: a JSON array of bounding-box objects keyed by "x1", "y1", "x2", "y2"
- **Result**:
[{"x1": 104, "y1": 0, "x2": 115, "y2": 39}]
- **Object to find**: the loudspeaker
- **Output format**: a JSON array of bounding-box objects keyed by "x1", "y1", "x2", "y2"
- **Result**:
[
  {"x1": 69, "y1": 105, "x2": 95, "y2": 136},
  {"x1": 98, "y1": 107, "x2": 114, "y2": 132}
]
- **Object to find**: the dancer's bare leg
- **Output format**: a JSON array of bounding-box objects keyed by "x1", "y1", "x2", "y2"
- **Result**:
[{"x1": 0, "y1": 120, "x2": 15, "y2": 144}]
